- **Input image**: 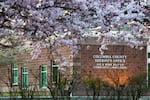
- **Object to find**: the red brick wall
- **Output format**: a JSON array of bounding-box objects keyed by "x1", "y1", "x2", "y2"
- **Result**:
[
  {"x1": 0, "y1": 46, "x2": 73, "y2": 92},
  {"x1": 72, "y1": 44, "x2": 147, "y2": 96},
  {"x1": 0, "y1": 48, "x2": 50, "y2": 92},
  {"x1": 78, "y1": 44, "x2": 147, "y2": 85},
  {"x1": 0, "y1": 43, "x2": 147, "y2": 94}
]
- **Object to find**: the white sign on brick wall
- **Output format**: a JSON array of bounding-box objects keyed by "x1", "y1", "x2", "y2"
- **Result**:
[{"x1": 93, "y1": 55, "x2": 127, "y2": 68}]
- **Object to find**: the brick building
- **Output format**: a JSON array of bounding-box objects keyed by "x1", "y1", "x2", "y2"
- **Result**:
[
  {"x1": 0, "y1": 46, "x2": 73, "y2": 93},
  {"x1": 73, "y1": 37, "x2": 147, "y2": 95},
  {"x1": 76, "y1": 42, "x2": 147, "y2": 85},
  {"x1": 0, "y1": 37, "x2": 148, "y2": 96}
]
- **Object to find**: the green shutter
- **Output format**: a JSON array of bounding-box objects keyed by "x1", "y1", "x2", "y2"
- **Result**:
[
  {"x1": 53, "y1": 67, "x2": 58, "y2": 83},
  {"x1": 12, "y1": 64, "x2": 18, "y2": 85},
  {"x1": 51, "y1": 60, "x2": 59, "y2": 83},
  {"x1": 22, "y1": 67, "x2": 28, "y2": 88},
  {"x1": 40, "y1": 65, "x2": 47, "y2": 88},
  {"x1": 41, "y1": 66, "x2": 47, "y2": 71},
  {"x1": 148, "y1": 64, "x2": 150, "y2": 87},
  {"x1": 148, "y1": 53, "x2": 150, "y2": 58}
]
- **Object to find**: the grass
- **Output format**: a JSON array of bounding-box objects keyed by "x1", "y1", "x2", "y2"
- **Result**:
[{"x1": 0, "y1": 92, "x2": 51, "y2": 97}]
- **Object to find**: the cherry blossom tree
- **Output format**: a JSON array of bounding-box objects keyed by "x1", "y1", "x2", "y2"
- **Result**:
[
  {"x1": 0, "y1": 35, "x2": 29, "y2": 66},
  {"x1": 0, "y1": 0, "x2": 149, "y2": 61}
]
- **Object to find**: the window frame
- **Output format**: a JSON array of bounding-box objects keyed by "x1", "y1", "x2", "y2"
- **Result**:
[
  {"x1": 12, "y1": 64, "x2": 18, "y2": 85},
  {"x1": 40, "y1": 65, "x2": 47, "y2": 88},
  {"x1": 148, "y1": 63, "x2": 150, "y2": 87},
  {"x1": 148, "y1": 53, "x2": 150, "y2": 58},
  {"x1": 51, "y1": 60, "x2": 59, "y2": 83},
  {"x1": 22, "y1": 67, "x2": 29, "y2": 89}
]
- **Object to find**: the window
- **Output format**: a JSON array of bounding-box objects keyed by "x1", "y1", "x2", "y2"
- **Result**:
[
  {"x1": 148, "y1": 63, "x2": 150, "y2": 87},
  {"x1": 51, "y1": 60, "x2": 58, "y2": 83},
  {"x1": 40, "y1": 65, "x2": 47, "y2": 88},
  {"x1": 148, "y1": 53, "x2": 150, "y2": 58},
  {"x1": 22, "y1": 67, "x2": 28, "y2": 89},
  {"x1": 12, "y1": 64, "x2": 18, "y2": 85}
]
